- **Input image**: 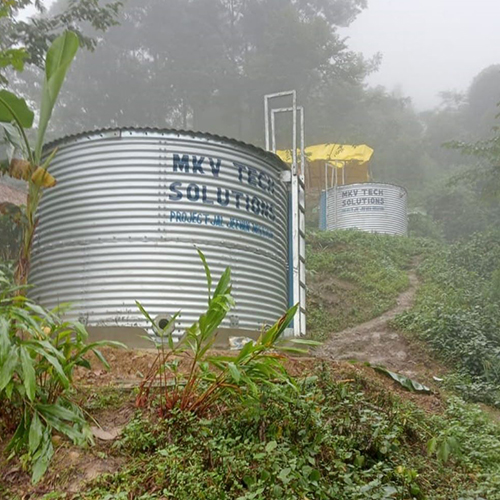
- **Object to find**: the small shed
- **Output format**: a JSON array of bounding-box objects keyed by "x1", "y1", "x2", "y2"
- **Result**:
[{"x1": 277, "y1": 143, "x2": 374, "y2": 192}]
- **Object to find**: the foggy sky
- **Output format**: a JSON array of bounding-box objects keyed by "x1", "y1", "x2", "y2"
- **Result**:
[
  {"x1": 26, "y1": 0, "x2": 500, "y2": 111},
  {"x1": 340, "y1": 0, "x2": 500, "y2": 110}
]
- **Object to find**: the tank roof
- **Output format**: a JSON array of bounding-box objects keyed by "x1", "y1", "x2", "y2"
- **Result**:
[{"x1": 44, "y1": 127, "x2": 288, "y2": 170}]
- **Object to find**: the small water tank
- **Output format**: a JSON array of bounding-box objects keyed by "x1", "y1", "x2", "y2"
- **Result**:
[
  {"x1": 319, "y1": 182, "x2": 408, "y2": 236},
  {"x1": 30, "y1": 128, "x2": 290, "y2": 340}
]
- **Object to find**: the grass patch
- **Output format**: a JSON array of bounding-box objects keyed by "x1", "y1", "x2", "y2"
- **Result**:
[
  {"x1": 307, "y1": 230, "x2": 427, "y2": 339},
  {"x1": 81, "y1": 386, "x2": 126, "y2": 413}
]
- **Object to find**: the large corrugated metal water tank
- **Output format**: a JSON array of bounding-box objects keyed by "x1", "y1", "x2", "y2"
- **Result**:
[
  {"x1": 30, "y1": 128, "x2": 290, "y2": 341},
  {"x1": 320, "y1": 182, "x2": 408, "y2": 235}
]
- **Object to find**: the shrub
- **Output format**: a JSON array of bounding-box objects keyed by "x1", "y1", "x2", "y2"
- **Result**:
[
  {"x1": 306, "y1": 229, "x2": 425, "y2": 338},
  {"x1": 408, "y1": 212, "x2": 443, "y2": 241},
  {"x1": 0, "y1": 272, "x2": 124, "y2": 482},
  {"x1": 91, "y1": 373, "x2": 429, "y2": 499},
  {"x1": 84, "y1": 368, "x2": 498, "y2": 499},
  {"x1": 394, "y1": 230, "x2": 500, "y2": 406}
]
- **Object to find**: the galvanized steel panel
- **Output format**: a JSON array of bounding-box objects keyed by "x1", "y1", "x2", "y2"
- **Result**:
[
  {"x1": 323, "y1": 183, "x2": 408, "y2": 236},
  {"x1": 30, "y1": 129, "x2": 289, "y2": 337}
]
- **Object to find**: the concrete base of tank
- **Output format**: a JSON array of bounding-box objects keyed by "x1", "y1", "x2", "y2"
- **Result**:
[{"x1": 86, "y1": 326, "x2": 270, "y2": 349}]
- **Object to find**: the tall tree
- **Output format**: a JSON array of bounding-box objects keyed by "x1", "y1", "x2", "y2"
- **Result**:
[
  {"x1": 465, "y1": 65, "x2": 500, "y2": 138},
  {"x1": 422, "y1": 65, "x2": 500, "y2": 173},
  {"x1": 41, "y1": 0, "x2": 376, "y2": 145}
]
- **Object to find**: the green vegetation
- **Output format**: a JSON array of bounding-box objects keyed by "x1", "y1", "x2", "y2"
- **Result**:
[
  {"x1": 0, "y1": 271, "x2": 123, "y2": 482},
  {"x1": 394, "y1": 230, "x2": 500, "y2": 407},
  {"x1": 2, "y1": 228, "x2": 500, "y2": 497},
  {"x1": 0, "y1": 0, "x2": 121, "y2": 82},
  {"x1": 307, "y1": 230, "x2": 426, "y2": 339},
  {"x1": 407, "y1": 213, "x2": 444, "y2": 241},
  {"x1": 0, "y1": 248, "x2": 314, "y2": 492},
  {"x1": 28, "y1": 366, "x2": 500, "y2": 500},
  {"x1": 308, "y1": 227, "x2": 500, "y2": 409},
  {"x1": 2, "y1": 2, "x2": 500, "y2": 497}
]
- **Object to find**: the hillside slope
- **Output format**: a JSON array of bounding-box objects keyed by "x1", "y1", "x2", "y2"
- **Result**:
[
  {"x1": 307, "y1": 230, "x2": 425, "y2": 339},
  {"x1": 3, "y1": 231, "x2": 500, "y2": 499},
  {"x1": 394, "y1": 230, "x2": 500, "y2": 407},
  {"x1": 3, "y1": 355, "x2": 500, "y2": 500},
  {"x1": 316, "y1": 268, "x2": 444, "y2": 385},
  {"x1": 308, "y1": 229, "x2": 500, "y2": 408}
]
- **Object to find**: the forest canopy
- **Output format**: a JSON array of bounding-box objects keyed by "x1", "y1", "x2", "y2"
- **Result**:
[{"x1": 1, "y1": 0, "x2": 500, "y2": 241}]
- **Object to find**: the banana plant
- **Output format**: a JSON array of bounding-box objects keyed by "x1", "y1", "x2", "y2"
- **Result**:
[{"x1": 0, "y1": 31, "x2": 79, "y2": 285}]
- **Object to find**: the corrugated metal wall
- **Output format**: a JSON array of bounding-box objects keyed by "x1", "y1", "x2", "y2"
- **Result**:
[
  {"x1": 321, "y1": 183, "x2": 408, "y2": 236},
  {"x1": 30, "y1": 129, "x2": 290, "y2": 337}
]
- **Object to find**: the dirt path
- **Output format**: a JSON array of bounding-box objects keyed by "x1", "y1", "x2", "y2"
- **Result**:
[{"x1": 316, "y1": 269, "x2": 442, "y2": 381}]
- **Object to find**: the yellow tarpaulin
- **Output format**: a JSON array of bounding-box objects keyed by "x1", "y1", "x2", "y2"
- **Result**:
[
  {"x1": 277, "y1": 143, "x2": 373, "y2": 164},
  {"x1": 276, "y1": 143, "x2": 374, "y2": 190}
]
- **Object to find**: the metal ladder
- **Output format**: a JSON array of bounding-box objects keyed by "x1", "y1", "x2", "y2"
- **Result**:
[{"x1": 264, "y1": 91, "x2": 306, "y2": 337}]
